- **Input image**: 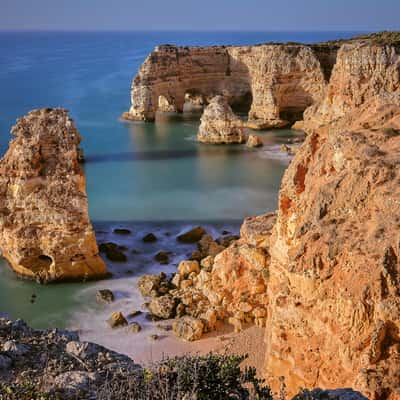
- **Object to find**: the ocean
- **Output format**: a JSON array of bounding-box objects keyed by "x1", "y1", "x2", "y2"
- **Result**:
[{"x1": 0, "y1": 30, "x2": 363, "y2": 358}]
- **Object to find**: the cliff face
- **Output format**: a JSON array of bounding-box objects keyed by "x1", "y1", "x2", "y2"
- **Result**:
[
  {"x1": 265, "y1": 102, "x2": 400, "y2": 398},
  {"x1": 124, "y1": 44, "x2": 327, "y2": 126},
  {"x1": 303, "y1": 43, "x2": 400, "y2": 132},
  {"x1": 0, "y1": 108, "x2": 107, "y2": 282}
]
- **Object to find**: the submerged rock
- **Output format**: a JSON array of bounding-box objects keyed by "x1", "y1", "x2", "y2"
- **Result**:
[
  {"x1": 99, "y1": 242, "x2": 127, "y2": 262},
  {"x1": 142, "y1": 233, "x2": 158, "y2": 242},
  {"x1": 0, "y1": 108, "x2": 107, "y2": 282},
  {"x1": 154, "y1": 251, "x2": 170, "y2": 264},
  {"x1": 113, "y1": 228, "x2": 132, "y2": 235},
  {"x1": 197, "y1": 96, "x2": 246, "y2": 144},
  {"x1": 177, "y1": 226, "x2": 206, "y2": 243}
]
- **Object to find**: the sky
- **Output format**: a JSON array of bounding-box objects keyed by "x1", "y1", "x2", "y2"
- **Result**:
[{"x1": 0, "y1": 0, "x2": 399, "y2": 31}]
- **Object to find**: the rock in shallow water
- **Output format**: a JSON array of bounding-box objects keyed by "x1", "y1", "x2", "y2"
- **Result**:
[
  {"x1": 177, "y1": 226, "x2": 206, "y2": 243},
  {"x1": 99, "y1": 242, "x2": 127, "y2": 262},
  {"x1": 96, "y1": 289, "x2": 115, "y2": 304},
  {"x1": 246, "y1": 134, "x2": 263, "y2": 148},
  {"x1": 107, "y1": 312, "x2": 128, "y2": 328},
  {"x1": 0, "y1": 108, "x2": 107, "y2": 282},
  {"x1": 197, "y1": 96, "x2": 246, "y2": 144}
]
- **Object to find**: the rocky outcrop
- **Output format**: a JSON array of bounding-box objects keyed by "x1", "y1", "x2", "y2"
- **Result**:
[
  {"x1": 124, "y1": 43, "x2": 328, "y2": 127},
  {"x1": 264, "y1": 104, "x2": 400, "y2": 398},
  {"x1": 302, "y1": 42, "x2": 400, "y2": 132},
  {"x1": 0, "y1": 108, "x2": 107, "y2": 282},
  {"x1": 197, "y1": 96, "x2": 246, "y2": 144}
]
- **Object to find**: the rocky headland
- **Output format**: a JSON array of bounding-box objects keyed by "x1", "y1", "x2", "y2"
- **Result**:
[
  {"x1": 0, "y1": 108, "x2": 107, "y2": 282},
  {"x1": 125, "y1": 32, "x2": 400, "y2": 399},
  {"x1": 1, "y1": 31, "x2": 400, "y2": 399}
]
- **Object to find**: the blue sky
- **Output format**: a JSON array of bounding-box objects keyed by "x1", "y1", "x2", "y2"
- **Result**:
[{"x1": 1, "y1": 0, "x2": 399, "y2": 31}]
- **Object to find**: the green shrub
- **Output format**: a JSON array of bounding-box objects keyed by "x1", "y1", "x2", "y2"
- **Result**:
[{"x1": 96, "y1": 353, "x2": 273, "y2": 400}]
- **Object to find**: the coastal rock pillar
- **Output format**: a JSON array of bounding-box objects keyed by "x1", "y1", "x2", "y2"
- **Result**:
[{"x1": 0, "y1": 108, "x2": 108, "y2": 282}]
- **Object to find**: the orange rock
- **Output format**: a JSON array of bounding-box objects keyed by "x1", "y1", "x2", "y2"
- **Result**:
[
  {"x1": 265, "y1": 105, "x2": 400, "y2": 397},
  {"x1": 0, "y1": 108, "x2": 107, "y2": 282}
]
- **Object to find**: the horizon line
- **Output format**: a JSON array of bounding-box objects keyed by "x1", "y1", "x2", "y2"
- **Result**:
[{"x1": 0, "y1": 28, "x2": 384, "y2": 33}]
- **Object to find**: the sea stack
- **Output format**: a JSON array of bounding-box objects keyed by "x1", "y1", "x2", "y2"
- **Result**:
[
  {"x1": 197, "y1": 96, "x2": 246, "y2": 144},
  {"x1": 0, "y1": 108, "x2": 107, "y2": 282}
]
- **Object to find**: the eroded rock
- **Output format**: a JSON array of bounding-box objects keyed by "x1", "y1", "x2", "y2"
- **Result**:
[
  {"x1": 172, "y1": 317, "x2": 204, "y2": 341},
  {"x1": 197, "y1": 96, "x2": 246, "y2": 144},
  {"x1": 0, "y1": 108, "x2": 107, "y2": 282}
]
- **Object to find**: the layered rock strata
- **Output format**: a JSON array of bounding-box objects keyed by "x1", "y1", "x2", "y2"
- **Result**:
[
  {"x1": 197, "y1": 96, "x2": 246, "y2": 144},
  {"x1": 302, "y1": 42, "x2": 400, "y2": 132},
  {"x1": 124, "y1": 43, "x2": 328, "y2": 127},
  {"x1": 0, "y1": 108, "x2": 107, "y2": 282},
  {"x1": 265, "y1": 104, "x2": 400, "y2": 398}
]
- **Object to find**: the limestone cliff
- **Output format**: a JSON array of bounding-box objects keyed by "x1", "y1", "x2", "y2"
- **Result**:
[
  {"x1": 303, "y1": 41, "x2": 400, "y2": 132},
  {"x1": 265, "y1": 103, "x2": 400, "y2": 398},
  {"x1": 123, "y1": 43, "x2": 327, "y2": 127},
  {"x1": 0, "y1": 108, "x2": 107, "y2": 282}
]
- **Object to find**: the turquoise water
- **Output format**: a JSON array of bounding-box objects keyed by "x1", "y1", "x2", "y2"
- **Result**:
[{"x1": 0, "y1": 31, "x2": 361, "y2": 333}]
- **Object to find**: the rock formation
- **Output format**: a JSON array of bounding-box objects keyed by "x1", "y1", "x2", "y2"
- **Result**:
[
  {"x1": 197, "y1": 96, "x2": 246, "y2": 144},
  {"x1": 123, "y1": 43, "x2": 328, "y2": 128},
  {"x1": 0, "y1": 108, "x2": 107, "y2": 282},
  {"x1": 302, "y1": 41, "x2": 400, "y2": 133},
  {"x1": 264, "y1": 100, "x2": 400, "y2": 399},
  {"x1": 129, "y1": 32, "x2": 400, "y2": 398}
]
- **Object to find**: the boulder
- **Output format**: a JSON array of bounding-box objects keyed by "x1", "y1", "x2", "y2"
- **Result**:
[
  {"x1": 154, "y1": 251, "x2": 170, "y2": 264},
  {"x1": 148, "y1": 295, "x2": 177, "y2": 319},
  {"x1": 96, "y1": 289, "x2": 114, "y2": 304},
  {"x1": 113, "y1": 228, "x2": 131, "y2": 235},
  {"x1": 66, "y1": 341, "x2": 99, "y2": 359},
  {"x1": 126, "y1": 322, "x2": 142, "y2": 333},
  {"x1": 246, "y1": 134, "x2": 263, "y2": 148},
  {"x1": 0, "y1": 108, "x2": 107, "y2": 282},
  {"x1": 142, "y1": 233, "x2": 157, "y2": 242},
  {"x1": 99, "y1": 242, "x2": 127, "y2": 262},
  {"x1": 177, "y1": 226, "x2": 206, "y2": 243},
  {"x1": 198, "y1": 96, "x2": 246, "y2": 144},
  {"x1": 106, "y1": 312, "x2": 128, "y2": 328},
  {"x1": 137, "y1": 274, "x2": 163, "y2": 297},
  {"x1": 178, "y1": 260, "x2": 200, "y2": 277},
  {"x1": 172, "y1": 317, "x2": 204, "y2": 341},
  {"x1": 2, "y1": 340, "x2": 30, "y2": 357}
]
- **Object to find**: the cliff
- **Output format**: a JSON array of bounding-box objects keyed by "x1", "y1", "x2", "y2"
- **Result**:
[
  {"x1": 265, "y1": 102, "x2": 400, "y2": 398},
  {"x1": 123, "y1": 43, "x2": 328, "y2": 126},
  {"x1": 0, "y1": 108, "x2": 107, "y2": 282},
  {"x1": 303, "y1": 41, "x2": 400, "y2": 132}
]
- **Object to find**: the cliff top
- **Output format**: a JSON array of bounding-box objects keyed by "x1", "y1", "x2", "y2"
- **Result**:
[{"x1": 155, "y1": 31, "x2": 400, "y2": 52}]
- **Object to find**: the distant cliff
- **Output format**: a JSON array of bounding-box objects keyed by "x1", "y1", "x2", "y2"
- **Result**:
[{"x1": 124, "y1": 32, "x2": 400, "y2": 132}]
